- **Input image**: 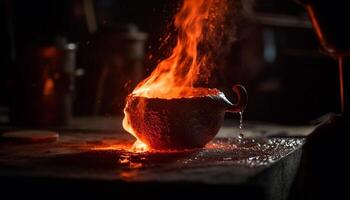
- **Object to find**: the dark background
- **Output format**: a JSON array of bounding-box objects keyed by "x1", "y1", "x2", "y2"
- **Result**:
[{"x1": 0, "y1": 0, "x2": 340, "y2": 125}]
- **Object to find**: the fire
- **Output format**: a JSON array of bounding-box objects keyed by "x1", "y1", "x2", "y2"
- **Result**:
[{"x1": 123, "y1": 0, "x2": 231, "y2": 152}]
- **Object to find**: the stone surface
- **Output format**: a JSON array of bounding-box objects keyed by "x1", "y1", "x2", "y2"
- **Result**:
[
  {"x1": 0, "y1": 130, "x2": 304, "y2": 200},
  {"x1": 0, "y1": 117, "x2": 313, "y2": 199},
  {"x1": 1, "y1": 130, "x2": 59, "y2": 143}
]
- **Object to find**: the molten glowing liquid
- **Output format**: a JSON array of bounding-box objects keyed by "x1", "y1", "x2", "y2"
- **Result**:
[
  {"x1": 133, "y1": 87, "x2": 220, "y2": 99},
  {"x1": 123, "y1": 0, "x2": 231, "y2": 151}
]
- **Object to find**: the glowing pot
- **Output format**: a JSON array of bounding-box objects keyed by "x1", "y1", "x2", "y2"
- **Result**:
[{"x1": 125, "y1": 85, "x2": 247, "y2": 150}]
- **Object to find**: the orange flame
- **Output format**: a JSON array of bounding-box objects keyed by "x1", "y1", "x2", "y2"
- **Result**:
[{"x1": 123, "y1": 0, "x2": 230, "y2": 152}]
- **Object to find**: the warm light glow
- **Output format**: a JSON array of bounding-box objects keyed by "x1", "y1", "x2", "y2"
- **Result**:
[
  {"x1": 43, "y1": 78, "x2": 55, "y2": 96},
  {"x1": 40, "y1": 47, "x2": 58, "y2": 58},
  {"x1": 130, "y1": 139, "x2": 149, "y2": 153},
  {"x1": 123, "y1": 0, "x2": 230, "y2": 151},
  {"x1": 90, "y1": 141, "x2": 149, "y2": 153}
]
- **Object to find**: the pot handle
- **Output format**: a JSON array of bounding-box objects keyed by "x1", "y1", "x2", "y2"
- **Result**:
[{"x1": 226, "y1": 84, "x2": 248, "y2": 113}]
